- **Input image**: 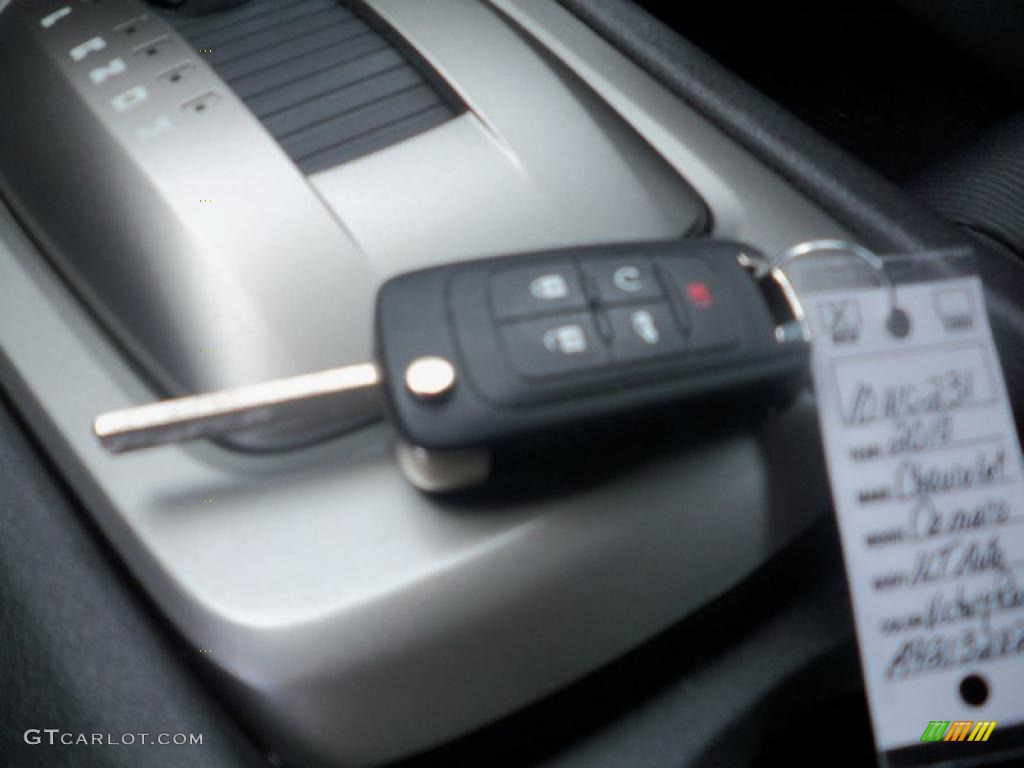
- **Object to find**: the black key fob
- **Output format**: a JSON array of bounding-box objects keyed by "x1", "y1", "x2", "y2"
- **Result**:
[{"x1": 376, "y1": 240, "x2": 809, "y2": 451}]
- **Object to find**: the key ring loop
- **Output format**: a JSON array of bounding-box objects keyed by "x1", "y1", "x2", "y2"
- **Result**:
[{"x1": 770, "y1": 239, "x2": 911, "y2": 339}]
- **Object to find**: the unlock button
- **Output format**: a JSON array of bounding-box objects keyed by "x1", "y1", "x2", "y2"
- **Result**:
[{"x1": 501, "y1": 313, "x2": 609, "y2": 378}]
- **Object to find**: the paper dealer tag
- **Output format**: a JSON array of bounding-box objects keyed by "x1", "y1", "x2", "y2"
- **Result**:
[{"x1": 806, "y1": 275, "x2": 1024, "y2": 752}]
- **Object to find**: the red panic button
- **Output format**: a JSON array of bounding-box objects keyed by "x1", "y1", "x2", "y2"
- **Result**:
[
  {"x1": 685, "y1": 280, "x2": 713, "y2": 309},
  {"x1": 656, "y1": 255, "x2": 738, "y2": 350}
]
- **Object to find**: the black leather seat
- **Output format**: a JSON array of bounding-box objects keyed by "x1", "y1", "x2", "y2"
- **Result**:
[
  {"x1": 912, "y1": 113, "x2": 1024, "y2": 263},
  {"x1": 911, "y1": 114, "x2": 1024, "y2": 420}
]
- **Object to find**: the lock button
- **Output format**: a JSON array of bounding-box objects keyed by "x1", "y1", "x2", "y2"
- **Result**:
[{"x1": 489, "y1": 263, "x2": 587, "y2": 321}]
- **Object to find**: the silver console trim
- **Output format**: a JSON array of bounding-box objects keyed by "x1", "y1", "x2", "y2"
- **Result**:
[
  {"x1": 0, "y1": 0, "x2": 378, "y2": 450},
  {"x1": 0, "y1": 0, "x2": 707, "y2": 450},
  {"x1": 0, "y1": 0, "x2": 849, "y2": 764},
  {"x1": 310, "y1": 0, "x2": 707, "y2": 281}
]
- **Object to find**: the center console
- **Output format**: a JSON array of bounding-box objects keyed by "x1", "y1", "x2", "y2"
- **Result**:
[{"x1": 0, "y1": 0, "x2": 857, "y2": 764}]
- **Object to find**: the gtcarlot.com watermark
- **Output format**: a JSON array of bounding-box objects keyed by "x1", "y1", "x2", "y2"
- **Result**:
[{"x1": 24, "y1": 729, "x2": 203, "y2": 747}]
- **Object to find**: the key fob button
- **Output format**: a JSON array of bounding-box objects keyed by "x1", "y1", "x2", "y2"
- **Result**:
[
  {"x1": 501, "y1": 313, "x2": 609, "y2": 377},
  {"x1": 490, "y1": 263, "x2": 587, "y2": 321},
  {"x1": 658, "y1": 257, "x2": 740, "y2": 351},
  {"x1": 580, "y1": 256, "x2": 662, "y2": 305},
  {"x1": 608, "y1": 303, "x2": 687, "y2": 362}
]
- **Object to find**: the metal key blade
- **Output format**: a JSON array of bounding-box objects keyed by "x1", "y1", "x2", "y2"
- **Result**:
[{"x1": 94, "y1": 363, "x2": 381, "y2": 454}]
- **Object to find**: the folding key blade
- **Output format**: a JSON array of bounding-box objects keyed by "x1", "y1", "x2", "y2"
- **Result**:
[
  {"x1": 95, "y1": 239, "x2": 809, "y2": 462},
  {"x1": 94, "y1": 363, "x2": 381, "y2": 454}
]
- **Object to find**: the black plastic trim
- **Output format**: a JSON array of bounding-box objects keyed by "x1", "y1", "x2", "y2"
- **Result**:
[{"x1": 557, "y1": 0, "x2": 1024, "y2": 427}]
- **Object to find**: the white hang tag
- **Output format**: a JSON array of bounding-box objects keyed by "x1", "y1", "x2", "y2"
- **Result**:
[{"x1": 804, "y1": 274, "x2": 1024, "y2": 758}]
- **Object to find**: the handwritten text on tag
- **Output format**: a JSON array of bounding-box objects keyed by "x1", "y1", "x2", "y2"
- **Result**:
[{"x1": 806, "y1": 277, "x2": 1024, "y2": 751}]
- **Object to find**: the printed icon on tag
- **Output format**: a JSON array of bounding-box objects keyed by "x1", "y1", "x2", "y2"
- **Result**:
[
  {"x1": 70, "y1": 37, "x2": 107, "y2": 62},
  {"x1": 934, "y1": 288, "x2": 975, "y2": 332},
  {"x1": 920, "y1": 720, "x2": 996, "y2": 743},
  {"x1": 613, "y1": 266, "x2": 643, "y2": 293},
  {"x1": 530, "y1": 274, "x2": 569, "y2": 301},
  {"x1": 630, "y1": 310, "x2": 660, "y2": 345},
  {"x1": 111, "y1": 85, "x2": 148, "y2": 113},
  {"x1": 41, "y1": 7, "x2": 72, "y2": 29},
  {"x1": 543, "y1": 325, "x2": 587, "y2": 355},
  {"x1": 820, "y1": 299, "x2": 862, "y2": 344}
]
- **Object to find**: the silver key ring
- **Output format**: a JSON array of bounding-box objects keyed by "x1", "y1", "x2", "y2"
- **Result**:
[{"x1": 771, "y1": 239, "x2": 911, "y2": 339}]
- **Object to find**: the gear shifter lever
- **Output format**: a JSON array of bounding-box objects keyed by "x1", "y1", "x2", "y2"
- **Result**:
[{"x1": 148, "y1": 0, "x2": 252, "y2": 16}]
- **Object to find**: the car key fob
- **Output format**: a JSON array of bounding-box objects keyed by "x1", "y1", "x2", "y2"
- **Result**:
[
  {"x1": 376, "y1": 240, "x2": 809, "y2": 450},
  {"x1": 94, "y1": 240, "x2": 808, "y2": 486}
]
